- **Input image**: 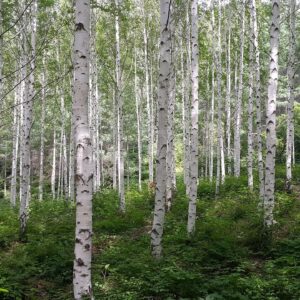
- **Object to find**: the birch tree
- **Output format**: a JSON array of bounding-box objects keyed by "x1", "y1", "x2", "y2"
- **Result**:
[
  {"x1": 247, "y1": 22, "x2": 254, "y2": 191},
  {"x1": 142, "y1": 0, "x2": 154, "y2": 184},
  {"x1": 19, "y1": 0, "x2": 37, "y2": 238},
  {"x1": 264, "y1": 0, "x2": 280, "y2": 228},
  {"x1": 115, "y1": 0, "x2": 125, "y2": 212},
  {"x1": 150, "y1": 0, "x2": 171, "y2": 258},
  {"x1": 0, "y1": 0, "x2": 2, "y2": 111},
  {"x1": 209, "y1": 4, "x2": 215, "y2": 183},
  {"x1": 10, "y1": 73, "x2": 20, "y2": 206},
  {"x1": 187, "y1": 0, "x2": 199, "y2": 234},
  {"x1": 166, "y1": 4, "x2": 176, "y2": 210},
  {"x1": 134, "y1": 48, "x2": 142, "y2": 191},
  {"x1": 250, "y1": 0, "x2": 264, "y2": 201},
  {"x1": 51, "y1": 130, "x2": 56, "y2": 199},
  {"x1": 225, "y1": 8, "x2": 231, "y2": 175},
  {"x1": 73, "y1": 0, "x2": 93, "y2": 297},
  {"x1": 216, "y1": 0, "x2": 225, "y2": 194},
  {"x1": 233, "y1": 0, "x2": 245, "y2": 177},
  {"x1": 38, "y1": 64, "x2": 46, "y2": 201},
  {"x1": 286, "y1": 0, "x2": 295, "y2": 192},
  {"x1": 184, "y1": 1, "x2": 191, "y2": 189}
]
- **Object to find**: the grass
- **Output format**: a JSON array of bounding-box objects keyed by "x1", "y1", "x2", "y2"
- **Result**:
[{"x1": 0, "y1": 166, "x2": 300, "y2": 299}]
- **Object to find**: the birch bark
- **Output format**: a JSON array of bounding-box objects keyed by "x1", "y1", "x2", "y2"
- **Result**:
[
  {"x1": 51, "y1": 130, "x2": 56, "y2": 199},
  {"x1": 10, "y1": 73, "x2": 20, "y2": 206},
  {"x1": 264, "y1": 0, "x2": 280, "y2": 228},
  {"x1": 166, "y1": 5, "x2": 176, "y2": 210},
  {"x1": 225, "y1": 9, "x2": 232, "y2": 175},
  {"x1": 247, "y1": 23, "x2": 254, "y2": 191},
  {"x1": 142, "y1": 0, "x2": 154, "y2": 183},
  {"x1": 250, "y1": 0, "x2": 264, "y2": 201},
  {"x1": 187, "y1": 0, "x2": 199, "y2": 234},
  {"x1": 286, "y1": 0, "x2": 295, "y2": 192},
  {"x1": 19, "y1": 0, "x2": 37, "y2": 238},
  {"x1": 134, "y1": 48, "x2": 142, "y2": 191},
  {"x1": 115, "y1": 0, "x2": 125, "y2": 212},
  {"x1": 73, "y1": 0, "x2": 93, "y2": 298},
  {"x1": 233, "y1": 0, "x2": 245, "y2": 177},
  {"x1": 151, "y1": 0, "x2": 171, "y2": 258},
  {"x1": 184, "y1": 1, "x2": 191, "y2": 190},
  {"x1": 216, "y1": 0, "x2": 225, "y2": 194},
  {"x1": 38, "y1": 65, "x2": 46, "y2": 201}
]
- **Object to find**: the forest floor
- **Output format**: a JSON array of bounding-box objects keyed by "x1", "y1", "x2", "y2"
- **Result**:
[{"x1": 1, "y1": 166, "x2": 300, "y2": 299}]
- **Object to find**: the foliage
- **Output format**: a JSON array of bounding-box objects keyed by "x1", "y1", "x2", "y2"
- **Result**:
[{"x1": 1, "y1": 166, "x2": 300, "y2": 299}]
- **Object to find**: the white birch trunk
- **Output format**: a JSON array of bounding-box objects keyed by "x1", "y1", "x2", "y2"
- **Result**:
[
  {"x1": 63, "y1": 132, "x2": 68, "y2": 198},
  {"x1": 10, "y1": 74, "x2": 20, "y2": 206},
  {"x1": 216, "y1": 0, "x2": 225, "y2": 193},
  {"x1": 250, "y1": 0, "x2": 264, "y2": 201},
  {"x1": 134, "y1": 48, "x2": 142, "y2": 191},
  {"x1": 151, "y1": 0, "x2": 171, "y2": 258},
  {"x1": 225, "y1": 10, "x2": 232, "y2": 175},
  {"x1": 20, "y1": 0, "x2": 37, "y2": 238},
  {"x1": 180, "y1": 36, "x2": 187, "y2": 182},
  {"x1": 69, "y1": 124, "x2": 75, "y2": 200},
  {"x1": 95, "y1": 83, "x2": 101, "y2": 190},
  {"x1": 142, "y1": 0, "x2": 154, "y2": 183},
  {"x1": 233, "y1": 0, "x2": 245, "y2": 177},
  {"x1": 209, "y1": 5, "x2": 215, "y2": 183},
  {"x1": 51, "y1": 130, "x2": 56, "y2": 199},
  {"x1": 73, "y1": 0, "x2": 93, "y2": 298},
  {"x1": 187, "y1": 0, "x2": 199, "y2": 234},
  {"x1": 38, "y1": 65, "x2": 46, "y2": 201},
  {"x1": 166, "y1": 6, "x2": 176, "y2": 211},
  {"x1": 286, "y1": 0, "x2": 295, "y2": 192},
  {"x1": 57, "y1": 126, "x2": 63, "y2": 198},
  {"x1": 247, "y1": 23, "x2": 254, "y2": 191},
  {"x1": 115, "y1": 0, "x2": 125, "y2": 212},
  {"x1": 264, "y1": 0, "x2": 280, "y2": 228},
  {"x1": 0, "y1": 0, "x2": 3, "y2": 112},
  {"x1": 112, "y1": 89, "x2": 117, "y2": 190},
  {"x1": 184, "y1": 1, "x2": 191, "y2": 190}
]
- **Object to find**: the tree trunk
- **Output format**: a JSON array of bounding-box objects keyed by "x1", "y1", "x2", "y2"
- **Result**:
[
  {"x1": 247, "y1": 21, "x2": 254, "y2": 191},
  {"x1": 187, "y1": 0, "x2": 199, "y2": 234},
  {"x1": 225, "y1": 8, "x2": 232, "y2": 175},
  {"x1": 134, "y1": 48, "x2": 142, "y2": 191},
  {"x1": 250, "y1": 0, "x2": 264, "y2": 202},
  {"x1": 73, "y1": 0, "x2": 93, "y2": 298},
  {"x1": 150, "y1": 0, "x2": 172, "y2": 258},
  {"x1": 19, "y1": 0, "x2": 37, "y2": 239},
  {"x1": 264, "y1": 0, "x2": 280, "y2": 228},
  {"x1": 10, "y1": 73, "x2": 20, "y2": 206},
  {"x1": 38, "y1": 64, "x2": 46, "y2": 201},
  {"x1": 142, "y1": 0, "x2": 154, "y2": 184},
  {"x1": 216, "y1": 0, "x2": 225, "y2": 194},
  {"x1": 233, "y1": 0, "x2": 245, "y2": 177},
  {"x1": 209, "y1": 4, "x2": 215, "y2": 183},
  {"x1": 184, "y1": 1, "x2": 191, "y2": 190},
  {"x1": 180, "y1": 36, "x2": 187, "y2": 183},
  {"x1": 166, "y1": 5, "x2": 176, "y2": 211},
  {"x1": 115, "y1": 0, "x2": 125, "y2": 212},
  {"x1": 51, "y1": 130, "x2": 56, "y2": 199},
  {"x1": 286, "y1": 0, "x2": 295, "y2": 192},
  {"x1": 112, "y1": 89, "x2": 117, "y2": 190},
  {"x1": 63, "y1": 132, "x2": 68, "y2": 198},
  {"x1": 0, "y1": 0, "x2": 3, "y2": 111}
]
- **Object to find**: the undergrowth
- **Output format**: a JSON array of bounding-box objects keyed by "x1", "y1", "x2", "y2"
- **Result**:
[{"x1": 0, "y1": 167, "x2": 300, "y2": 299}]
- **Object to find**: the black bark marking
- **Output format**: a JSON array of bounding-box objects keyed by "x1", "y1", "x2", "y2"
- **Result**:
[
  {"x1": 77, "y1": 258, "x2": 84, "y2": 266},
  {"x1": 75, "y1": 23, "x2": 85, "y2": 31}
]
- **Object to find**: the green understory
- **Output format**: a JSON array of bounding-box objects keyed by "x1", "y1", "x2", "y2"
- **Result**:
[{"x1": 1, "y1": 166, "x2": 300, "y2": 299}]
